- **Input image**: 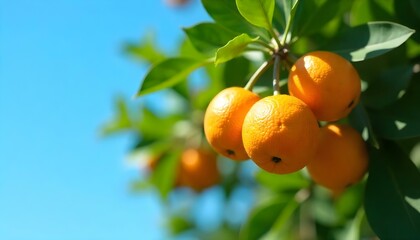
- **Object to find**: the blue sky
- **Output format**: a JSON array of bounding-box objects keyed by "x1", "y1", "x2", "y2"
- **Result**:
[{"x1": 0, "y1": 0, "x2": 210, "y2": 239}]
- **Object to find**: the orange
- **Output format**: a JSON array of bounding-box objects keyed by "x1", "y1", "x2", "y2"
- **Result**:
[
  {"x1": 306, "y1": 124, "x2": 368, "y2": 191},
  {"x1": 242, "y1": 95, "x2": 320, "y2": 174},
  {"x1": 178, "y1": 148, "x2": 220, "y2": 191},
  {"x1": 288, "y1": 51, "x2": 361, "y2": 121},
  {"x1": 204, "y1": 87, "x2": 260, "y2": 161}
]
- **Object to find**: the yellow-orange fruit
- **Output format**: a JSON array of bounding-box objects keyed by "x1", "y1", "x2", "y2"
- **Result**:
[
  {"x1": 307, "y1": 124, "x2": 369, "y2": 191},
  {"x1": 288, "y1": 51, "x2": 361, "y2": 121},
  {"x1": 242, "y1": 95, "x2": 320, "y2": 174},
  {"x1": 204, "y1": 87, "x2": 260, "y2": 161},
  {"x1": 178, "y1": 148, "x2": 220, "y2": 191}
]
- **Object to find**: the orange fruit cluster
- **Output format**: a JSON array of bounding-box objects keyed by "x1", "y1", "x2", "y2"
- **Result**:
[{"x1": 204, "y1": 51, "x2": 368, "y2": 193}]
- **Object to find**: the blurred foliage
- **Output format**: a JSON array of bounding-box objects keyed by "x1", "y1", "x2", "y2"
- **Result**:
[{"x1": 102, "y1": 0, "x2": 420, "y2": 239}]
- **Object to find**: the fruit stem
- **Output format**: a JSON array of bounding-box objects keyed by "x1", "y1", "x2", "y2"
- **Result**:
[
  {"x1": 273, "y1": 54, "x2": 281, "y2": 95},
  {"x1": 255, "y1": 40, "x2": 276, "y2": 52},
  {"x1": 268, "y1": 24, "x2": 282, "y2": 50},
  {"x1": 244, "y1": 58, "x2": 274, "y2": 91}
]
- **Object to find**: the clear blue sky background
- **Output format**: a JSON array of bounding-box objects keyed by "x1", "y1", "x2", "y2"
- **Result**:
[{"x1": 0, "y1": 0, "x2": 210, "y2": 239}]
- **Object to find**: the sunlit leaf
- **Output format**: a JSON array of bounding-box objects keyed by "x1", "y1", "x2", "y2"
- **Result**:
[
  {"x1": 183, "y1": 22, "x2": 238, "y2": 54},
  {"x1": 215, "y1": 34, "x2": 259, "y2": 65},
  {"x1": 329, "y1": 22, "x2": 415, "y2": 62},
  {"x1": 136, "y1": 58, "x2": 213, "y2": 96},
  {"x1": 236, "y1": 0, "x2": 275, "y2": 31},
  {"x1": 201, "y1": 0, "x2": 268, "y2": 39},
  {"x1": 365, "y1": 142, "x2": 420, "y2": 239}
]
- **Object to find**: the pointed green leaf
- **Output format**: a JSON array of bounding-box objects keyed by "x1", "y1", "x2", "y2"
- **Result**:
[
  {"x1": 100, "y1": 96, "x2": 132, "y2": 136},
  {"x1": 240, "y1": 195, "x2": 292, "y2": 240},
  {"x1": 183, "y1": 22, "x2": 238, "y2": 54},
  {"x1": 328, "y1": 22, "x2": 415, "y2": 62},
  {"x1": 136, "y1": 58, "x2": 213, "y2": 97},
  {"x1": 124, "y1": 32, "x2": 166, "y2": 64},
  {"x1": 260, "y1": 198, "x2": 300, "y2": 240},
  {"x1": 236, "y1": 0, "x2": 275, "y2": 31},
  {"x1": 201, "y1": 0, "x2": 268, "y2": 39},
  {"x1": 215, "y1": 34, "x2": 259, "y2": 65},
  {"x1": 365, "y1": 142, "x2": 420, "y2": 239},
  {"x1": 150, "y1": 149, "x2": 182, "y2": 200}
]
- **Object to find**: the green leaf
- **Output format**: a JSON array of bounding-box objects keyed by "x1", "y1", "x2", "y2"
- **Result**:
[
  {"x1": 124, "y1": 32, "x2": 166, "y2": 64},
  {"x1": 278, "y1": 0, "x2": 299, "y2": 44},
  {"x1": 292, "y1": 0, "x2": 352, "y2": 39},
  {"x1": 236, "y1": 0, "x2": 275, "y2": 31},
  {"x1": 166, "y1": 215, "x2": 195, "y2": 235},
  {"x1": 215, "y1": 34, "x2": 259, "y2": 65},
  {"x1": 240, "y1": 195, "x2": 292, "y2": 240},
  {"x1": 348, "y1": 103, "x2": 380, "y2": 149},
  {"x1": 329, "y1": 22, "x2": 415, "y2": 62},
  {"x1": 201, "y1": 0, "x2": 268, "y2": 39},
  {"x1": 362, "y1": 65, "x2": 413, "y2": 109},
  {"x1": 337, "y1": 208, "x2": 365, "y2": 240},
  {"x1": 260, "y1": 198, "x2": 300, "y2": 240},
  {"x1": 368, "y1": 77, "x2": 420, "y2": 140},
  {"x1": 183, "y1": 22, "x2": 238, "y2": 54},
  {"x1": 364, "y1": 142, "x2": 420, "y2": 239},
  {"x1": 255, "y1": 170, "x2": 309, "y2": 193},
  {"x1": 136, "y1": 58, "x2": 212, "y2": 96},
  {"x1": 100, "y1": 96, "x2": 132, "y2": 136},
  {"x1": 136, "y1": 107, "x2": 183, "y2": 140},
  {"x1": 150, "y1": 149, "x2": 182, "y2": 200},
  {"x1": 223, "y1": 56, "x2": 251, "y2": 87}
]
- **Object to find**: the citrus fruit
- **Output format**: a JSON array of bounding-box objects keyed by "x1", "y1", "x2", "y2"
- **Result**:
[
  {"x1": 307, "y1": 124, "x2": 368, "y2": 191},
  {"x1": 288, "y1": 51, "x2": 361, "y2": 121},
  {"x1": 178, "y1": 148, "x2": 220, "y2": 191},
  {"x1": 204, "y1": 87, "x2": 260, "y2": 161},
  {"x1": 242, "y1": 94, "x2": 320, "y2": 174}
]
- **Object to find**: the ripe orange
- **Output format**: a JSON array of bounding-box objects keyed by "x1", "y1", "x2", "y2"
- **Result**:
[
  {"x1": 288, "y1": 51, "x2": 361, "y2": 121},
  {"x1": 306, "y1": 124, "x2": 368, "y2": 191},
  {"x1": 242, "y1": 95, "x2": 320, "y2": 174},
  {"x1": 204, "y1": 87, "x2": 260, "y2": 161},
  {"x1": 178, "y1": 148, "x2": 220, "y2": 191}
]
